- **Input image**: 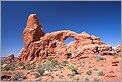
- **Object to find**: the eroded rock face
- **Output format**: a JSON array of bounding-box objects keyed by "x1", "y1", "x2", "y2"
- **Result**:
[
  {"x1": 115, "y1": 43, "x2": 121, "y2": 56},
  {"x1": 17, "y1": 14, "x2": 118, "y2": 62},
  {"x1": 4, "y1": 54, "x2": 15, "y2": 62},
  {"x1": 23, "y1": 14, "x2": 45, "y2": 48}
]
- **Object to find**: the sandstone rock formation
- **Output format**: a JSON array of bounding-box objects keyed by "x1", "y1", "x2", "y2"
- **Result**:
[
  {"x1": 115, "y1": 43, "x2": 121, "y2": 56},
  {"x1": 17, "y1": 14, "x2": 118, "y2": 62},
  {"x1": 23, "y1": 14, "x2": 45, "y2": 48},
  {"x1": 4, "y1": 54, "x2": 15, "y2": 62}
]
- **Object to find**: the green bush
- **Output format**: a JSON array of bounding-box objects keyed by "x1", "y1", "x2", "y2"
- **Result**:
[
  {"x1": 17, "y1": 62, "x2": 24, "y2": 66},
  {"x1": 58, "y1": 65, "x2": 63, "y2": 70},
  {"x1": 27, "y1": 72, "x2": 30, "y2": 74},
  {"x1": 58, "y1": 75, "x2": 64, "y2": 79},
  {"x1": 5, "y1": 65, "x2": 14, "y2": 70},
  {"x1": 13, "y1": 72, "x2": 26, "y2": 81},
  {"x1": 109, "y1": 70, "x2": 114, "y2": 73},
  {"x1": 67, "y1": 66, "x2": 76, "y2": 72},
  {"x1": 37, "y1": 67, "x2": 45, "y2": 76},
  {"x1": 47, "y1": 58, "x2": 58, "y2": 66},
  {"x1": 37, "y1": 62, "x2": 56, "y2": 75},
  {"x1": 97, "y1": 70, "x2": 104, "y2": 76},
  {"x1": 94, "y1": 78, "x2": 99, "y2": 81},
  {"x1": 67, "y1": 74, "x2": 74, "y2": 79},
  {"x1": 84, "y1": 76, "x2": 89, "y2": 81},
  {"x1": 67, "y1": 66, "x2": 78, "y2": 74},
  {"x1": 61, "y1": 61, "x2": 68, "y2": 66},
  {"x1": 94, "y1": 68, "x2": 98, "y2": 71},
  {"x1": 88, "y1": 66, "x2": 92, "y2": 68},
  {"x1": 50, "y1": 74, "x2": 54, "y2": 78},
  {"x1": 86, "y1": 70, "x2": 92, "y2": 75},
  {"x1": 1, "y1": 60, "x2": 8, "y2": 65},
  {"x1": 26, "y1": 65, "x2": 32, "y2": 70},
  {"x1": 96, "y1": 56, "x2": 106, "y2": 62},
  {"x1": 32, "y1": 72, "x2": 40, "y2": 78}
]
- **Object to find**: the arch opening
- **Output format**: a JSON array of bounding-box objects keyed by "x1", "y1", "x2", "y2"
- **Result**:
[{"x1": 64, "y1": 37, "x2": 75, "y2": 45}]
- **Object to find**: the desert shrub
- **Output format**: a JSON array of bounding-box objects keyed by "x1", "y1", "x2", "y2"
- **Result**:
[
  {"x1": 81, "y1": 64, "x2": 85, "y2": 67},
  {"x1": 41, "y1": 63, "x2": 54, "y2": 71},
  {"x1": 47, "y1": 58, "x2": 58, "y2": 64},
  {"x1": 88, "y1": 66, "x2": 92, "y2": 68},
  {"x1": 1, "y1": 60, "x2": 8, "y2": 65},
  {"x1": 36, "y1": 67, "x2": 45, "y2": 76},
  {"x1": 32, "y1": 72, "x2": 40, "y2": 78},
  {"x1": 86, "y1": 70, "x2": 92, "y2": 75},
  {"x1": 61, "y1": 61, "x2": 68, "y2": 66},
  {"x1": 17, "y1": 62, "x2": 24, "y2": 66},
  {"x1": 58, "y1": 65, "x2": 63, "y2": 70},
  {"x1": 109, "y1": 70, "x2": 114, "y2": 73},
  {"x1": 26, "y1": 65, "x2": 33, "y2": 70},
  {"x1": 67, "y1": 74, "x2": 74, "y2": 79},
  {"x1": 75, "y1": 76, "x2": 80, "y2": 81},
  {"x1": 50, "y1": 74, "x2": 54, "y2": 78},
  {"x1": 47, "y1": 58, "x2": 58, "y2": 67},
  {"x1": 37, "y1": 62, "x2": 55, "y2": 75},
  {"x1": 97, "y1": 70, "x2": 104, "y2": 76},
  {"x1": 94, "y1": 68, "x2": 98, "y2": 71},
  {"x1": 13, "y1": 72, "x2": 26, "y2": 81},
  {"x1": 94, "y1": 78, "x2": 99, "y2": 81},
  {"x1": 84, "y1": 76, "x2": 89, "y2": 81},
  {"x1": 58, "y1": 75, "x2": 64, "y2": 79},
  {"x1": 96, "y1": 56, "x2": 106, "y2": 62},
  {"x1": 67, "y1": 66, "x2": 76, "y2": 72},
  {"x1": 67, "y1": 66, "x2": 78, "y2": 74},
  {"x1": 5, "y1": 65, "x2": 14, "y2": 70},
  {"x1": 36, "y1": 59, "x2": 58, "y2": 76},
  {"x1": 27, "y1": 72, "x2": 30, "y2": 74},
  {"x1": 25, "y1": 62, "x2": 35, "y2": 70}
]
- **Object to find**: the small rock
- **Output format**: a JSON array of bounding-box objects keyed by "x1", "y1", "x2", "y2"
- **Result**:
[
  {"x1": 112, "y1": 60, "x2": 119, "y2": 64},
  {"x1": 112, "y1": 63, "x2": 118, "y2": 66},
  {"x1": 17, "y1": 66, "x2": 25, "y2": 69},
  {"x1": 32, "y1": 72, "x2": 40, "y2": 79},
  {"x1": 106, "y1": 74, "x2": 116, "y2": 77},
  {"x1": 43, "y1": 70, "x2": 50, "y2": 76},
  {"x1": 2, "y1": 64, "x2": 8, "y2": 68}
]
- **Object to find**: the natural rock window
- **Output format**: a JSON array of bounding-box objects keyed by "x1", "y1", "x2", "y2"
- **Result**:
[
  {"x1": 64, "y1": 37, "x2": 75, "y2": 45},
  {"x1": 55, "y1": 42, "x2": 59, "y2": 47}
]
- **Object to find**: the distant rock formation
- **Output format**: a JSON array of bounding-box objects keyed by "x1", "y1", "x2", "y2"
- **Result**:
[
  {"x1": 115, "y1": 43, "x2": 121, "y2": 56},
  {"x1": 17, "y1": 14, "x2": 120, "y2": 62},
  {"x1": 4, "y1": 54, "x2": 15, "y2": 63}
]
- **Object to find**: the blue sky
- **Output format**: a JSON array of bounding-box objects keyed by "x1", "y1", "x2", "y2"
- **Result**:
[{"x1": 1, "y1": 1, "x2": 121, "y2": 57}]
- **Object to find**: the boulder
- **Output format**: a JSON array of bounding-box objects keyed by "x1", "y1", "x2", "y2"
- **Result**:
[{"x1": 1, "y1": 64, "x2": 8, "y2": 68}]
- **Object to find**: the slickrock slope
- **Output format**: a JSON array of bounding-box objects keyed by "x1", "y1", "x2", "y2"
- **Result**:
[{"x1": 17, "y1": 14, "x2": 119, "y2": 62}]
